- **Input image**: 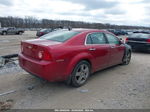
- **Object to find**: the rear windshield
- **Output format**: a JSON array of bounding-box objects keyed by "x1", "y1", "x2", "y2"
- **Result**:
[
  {"x1": 40, "y1": 30, "x2": 80, "y2": 42},
  {"x1": 129, "y1": 33, "x2": 150, "y2": 39}
]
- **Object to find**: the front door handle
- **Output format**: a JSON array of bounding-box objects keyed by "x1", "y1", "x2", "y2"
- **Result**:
[{"x1": 89, "y1": 48, "x2": 96, "y2": 51}]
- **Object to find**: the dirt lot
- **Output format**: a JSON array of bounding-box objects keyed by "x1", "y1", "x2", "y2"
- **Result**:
[{"x1": 0, "y1": 31, "x2": 150, "y2": 109}]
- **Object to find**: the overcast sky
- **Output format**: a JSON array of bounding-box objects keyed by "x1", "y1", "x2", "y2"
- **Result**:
[{"x1": 0, "y1": 0, "x2": 150, "y2": 26}]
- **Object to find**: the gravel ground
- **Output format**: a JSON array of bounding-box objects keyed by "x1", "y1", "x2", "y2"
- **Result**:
[
  {"x1": 0, "y1": 52, "x2": 149, "y2": 109},
  {"x1": 0, "y1": 32, "x2": 150, "y2": 109}
]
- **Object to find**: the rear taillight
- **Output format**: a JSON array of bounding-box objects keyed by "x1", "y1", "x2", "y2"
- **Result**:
[
  {"x1": 125, "y1": 38, "x2": 128, "y2": 43},
  {"x1": 147, "y1": 39, "x2": 150, "y2": 43},
  {"x1": 38, "y1": 50, "x2": 51, "y2": 61},
  {"x1": 38, "y1": 51, "x2": 43, "y2": 59},
  {"x1": 40, "y1": 32, "x2": 44, "y2": 36}
]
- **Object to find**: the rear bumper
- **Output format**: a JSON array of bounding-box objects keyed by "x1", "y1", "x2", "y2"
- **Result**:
[
  {"x1": 127, "y1": 42, "x2": 150, "y2": 51},
  {"x1": 19, "y1": 53, "x2": 64, "y2": 82}
]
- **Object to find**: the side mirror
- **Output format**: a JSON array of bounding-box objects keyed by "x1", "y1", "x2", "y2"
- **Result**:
[{"x1": 119, "y1": 38, "x2": 125, "y2": 44}]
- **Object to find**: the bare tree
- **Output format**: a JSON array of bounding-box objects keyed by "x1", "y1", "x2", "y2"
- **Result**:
[{"x1": 0, "y1": 16, "x2": 149, "y2": 30}]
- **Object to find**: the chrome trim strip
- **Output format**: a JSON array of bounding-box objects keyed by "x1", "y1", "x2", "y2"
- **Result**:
[
  {"x1": 84, "y1": 32, "x2": 107, "y2": 46},
  {"x1": 84, "y1": 32, "x2": 122, "y2": 46}
]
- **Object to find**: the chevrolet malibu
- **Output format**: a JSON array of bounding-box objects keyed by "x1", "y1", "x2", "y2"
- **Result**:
[{"x1": 19, "y1": 29, "x2": 132, "y2": 87}]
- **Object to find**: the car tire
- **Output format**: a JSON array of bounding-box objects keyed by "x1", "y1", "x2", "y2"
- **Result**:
[
  {"x1": 18, "y1": 32, "x2": 23, "y2": 35},
  {"x1": 71, "y1": 60, "x2": 91, "y2": 87},
  {"x1": 2, "y1": 32, "x2": 7, "y2": 35},
  {"x1": 122, "y1": 51, "x2": 131, "y2": 65}
]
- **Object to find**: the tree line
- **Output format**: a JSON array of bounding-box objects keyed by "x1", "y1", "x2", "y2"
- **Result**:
[{"x1": 0, "y1": 16, "x2": 149, "y2": 30}]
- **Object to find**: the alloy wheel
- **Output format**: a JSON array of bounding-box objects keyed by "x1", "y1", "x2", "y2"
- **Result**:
[
  {"x1": 75, "y1": 64, "x2": 89, "y2": 85},
  {"x1": 124, "y1": 52, "x2": 131, "y2": 65}
]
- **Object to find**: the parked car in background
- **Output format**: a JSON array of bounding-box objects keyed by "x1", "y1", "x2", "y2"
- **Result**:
[
  {"x1": 126, "y1": 31, "x2": 133, "y2": 35},
  {"x1": 0, "y1": 27, "x2": 24, "y2": 35},
  {"x1": 107, "y1": 29, "x2": 115, "y2": 34},
  {"x1": 126, "y1": 33, "x2": 150, "y2": 52},
  {"x1": 36, "y1": 29, "x2": 53, "y2": 37},
  {"x1": 36, "y1": 27, "x2": 72, "y2": 37},
  {"x1": 108, "y1": 29, "x2": 128, "y2": 36},
  {"x1": 19, "y1": 29, "x2": 132, "y2": 87},
  {"x1": 116, "y1": 30, "x2": 128, "y2": 35},
  {"x1": 133, "y1": 31, "x2": 150, "y2": 34}
]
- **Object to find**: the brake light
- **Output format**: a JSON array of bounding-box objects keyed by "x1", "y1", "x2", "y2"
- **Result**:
[
  {"x1": 38, "y1": 50, "x2": 51, "y2": 61},
  {"x1": 40, "y1": 32, "x2": 44, "y2": 35},
  {"x1": 147, "y1": 39, "x2": 150, "y2": 43},
  {"x1": 125, "y1": 38, "x2": 128, "y2": 43},
  {"x1": 43, "y1": 51, "x2": 51, "y2": 60}
]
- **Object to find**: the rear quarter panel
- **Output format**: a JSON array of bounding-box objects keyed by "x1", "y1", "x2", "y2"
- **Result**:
[{"x1": 50, "y1": 45, "x2": 95, "y2": 80}]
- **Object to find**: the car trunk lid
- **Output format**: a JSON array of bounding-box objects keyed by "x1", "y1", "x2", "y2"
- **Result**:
[{"x1": 21, "y1": 39, "x2": 61, "y2": 60}]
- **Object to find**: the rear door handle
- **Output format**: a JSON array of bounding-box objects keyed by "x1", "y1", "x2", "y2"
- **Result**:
[{"x1": 89, "y1": 48, "x2": 96, "y2": 51}]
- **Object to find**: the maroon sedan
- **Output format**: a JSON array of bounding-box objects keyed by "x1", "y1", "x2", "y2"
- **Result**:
[{"x1": 19, "y1": 29, "x2": 132, "y2": 87}]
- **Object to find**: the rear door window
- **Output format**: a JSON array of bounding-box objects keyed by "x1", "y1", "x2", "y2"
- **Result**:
[{"x1": 86, "y1": 32, "x2": 107, "y2": 44}]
